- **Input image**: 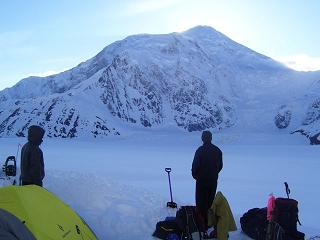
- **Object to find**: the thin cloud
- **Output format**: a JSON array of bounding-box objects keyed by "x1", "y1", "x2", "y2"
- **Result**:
[
  {"x1": 124, "y1": 0, "x2": 183, "y2": 15},
  {"x1": 28, "y1": 68, "x2": 69, "y2": 78},
  {"x1": 0, "y1": 30, "x2": 32, "y2": 47},
  {"x1": 275, "y1": 54, "x2": 320, "y2": 71},
  {"x1": 0, "y1": 30, "x2": 34, "y2": 58}
]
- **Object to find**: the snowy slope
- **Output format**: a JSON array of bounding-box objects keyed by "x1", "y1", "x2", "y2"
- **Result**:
[
  {"x1": 0, "y1": 26, "x2": 319, "y2": 142},
  {"x1": 0, "y1": 135, "x2": 319, "y2": 239}
]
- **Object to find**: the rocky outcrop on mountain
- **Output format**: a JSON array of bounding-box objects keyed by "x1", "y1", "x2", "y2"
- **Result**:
[
  {"x1": 274, "y1": 105, "x2": 292, "y2": 129},
  {"x1": 303, "y1": 98, "x2": 320, "y2": 126},
  {"x1": 97, "y1": 51, "x2": 235, "y2": 132},
  {"x1": 0, "y1": 97, "x2": 120, "y2": 138},
  {"x1": 98, "y1": 55, "x2": 164, "y2": 128},
  {"x1": 292, "y1": 97, "x2": 320, "y2": 144}
]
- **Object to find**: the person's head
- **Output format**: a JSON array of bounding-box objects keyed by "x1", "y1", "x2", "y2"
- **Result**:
[
  {"x1": 201, "y1": 130, "x2": 212, "y2": 144},
  {"x1": 28, "y1": 125, "x2": 45, "y2": 145}
]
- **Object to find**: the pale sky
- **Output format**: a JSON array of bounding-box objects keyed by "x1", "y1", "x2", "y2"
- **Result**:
[{"x1": 1, "y1": 0, "x2": 320, "y2": 90}]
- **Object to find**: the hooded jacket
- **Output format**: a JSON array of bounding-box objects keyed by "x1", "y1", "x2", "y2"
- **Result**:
[
  {"x1": 207, "y1": 191, "x2": 237, "y2": 240},
  {"x1": 20, "y1": 126, "x2": 45, "y2": 184},
  {"x1": 192, "y1": 142, "x2": 223, "y2": 184}
]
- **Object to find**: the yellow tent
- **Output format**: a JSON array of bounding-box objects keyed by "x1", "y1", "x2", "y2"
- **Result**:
[{"x1": 0, "y1": 185, "x2": 98, "y2": 240}]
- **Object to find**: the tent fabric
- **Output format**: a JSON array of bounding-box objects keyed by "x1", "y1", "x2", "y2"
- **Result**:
[
  {"x1": 0, "y1": 208, "x2": 36, "y2": 240},
  {"x1": 0, "y1": 185, "x2": 97, "y2": 240}
]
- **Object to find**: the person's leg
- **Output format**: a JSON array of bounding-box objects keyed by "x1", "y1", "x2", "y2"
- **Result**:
[
  {"x1": 207, "y1": 181, "x2": 217, "y2": 213},
  {"x1": 196, "y1": 181, "x2": 209, "y2": 232},
  {"x1": 206, "y1": 181, "x2": 218, "y2": 237},
  {"x1": 21, "y1": 180, "x2": 33, "y2": 186},
  {"x1": 21, "y1": 180, "x2": 43, "y2": 187}
]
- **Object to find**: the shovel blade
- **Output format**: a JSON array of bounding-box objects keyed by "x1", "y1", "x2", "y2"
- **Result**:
[{"x1": 167, "y1": 201, "x2": 177, "y2": 208}]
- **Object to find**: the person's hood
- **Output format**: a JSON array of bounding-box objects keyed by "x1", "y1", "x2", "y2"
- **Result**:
[{"x1": 28, "y1": 125, "x2": 45, "y2": 145}]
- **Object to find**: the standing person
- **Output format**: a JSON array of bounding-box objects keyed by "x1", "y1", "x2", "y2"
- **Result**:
[
  {"x1": 20, "y1": 125, "x2": 45, "y2": 187},
  {"x1": 192, "y1": 130, "x2": 223, "y2": 236}
]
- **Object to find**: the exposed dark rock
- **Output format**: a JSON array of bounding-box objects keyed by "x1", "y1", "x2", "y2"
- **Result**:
[
  {"x1": 291, "y1": 129, "x2": 320, "y2": 145},
  {"x1": 0, "y1": 108, "x2": 20, "y2": 134},
  {"x1": 45, "y1": 99, "x2": 58, "y2": 121},
  {"x1": 67, "y1": 115, "x2": 79, "y2": 138},
  {"x1": 99, "y1": 57, "x2": 163, "y2": 127},
  {"x1": 64, "y1": 108, "x2": 75, "y2": 126},
  {"x1": 303, "y1": 98, "x2": 320, "y2": 125},
  {"x1": 92, "y1": 117, "x2": 112, "y2": 137},
  {"x1": 274, "y1": 105, "x2": 292, "y2": 129},
  {"x1": 310, "y1": 133, "x2": 320, "y2": 145},
  {"x1": 16, "y1": 119, "x2": 32, "y2": 137}
]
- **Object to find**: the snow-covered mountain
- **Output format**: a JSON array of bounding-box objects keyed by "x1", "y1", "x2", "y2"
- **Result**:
[{"x1": 0, "y1": 26, "x2": 319, "y2": 143}]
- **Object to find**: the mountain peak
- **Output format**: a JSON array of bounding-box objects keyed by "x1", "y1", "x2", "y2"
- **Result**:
[
  {"x1": 182, "y1": 25, "x2": 224, "y2": 38},
  {"x1": 1, "y1": 26, "x2": 319, "y2": 142},
  {"x1": 184, "y1": 25, "x2": 218, "y2": 32}
]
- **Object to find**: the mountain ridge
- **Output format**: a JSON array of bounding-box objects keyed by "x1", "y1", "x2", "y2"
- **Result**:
[{"x1": 0, "y1": 26, "x2": 319, "y2": 143}]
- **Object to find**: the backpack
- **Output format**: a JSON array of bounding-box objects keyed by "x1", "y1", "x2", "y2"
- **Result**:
[
  {"x1": 175, "y1": 206, "x2": 202, "y2": 240},
  {"x1": 240, "y1": 207, "x2": 268, "y2": 240},
  {"x1": 152, "y1": 218, "x2": 181, "y2": 240},
  {"x1": 272, "y1": 198, "x2": 305, "y2": 240}
]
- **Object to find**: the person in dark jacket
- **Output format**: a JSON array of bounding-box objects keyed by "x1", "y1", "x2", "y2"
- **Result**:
[
  {"x1": 20, "y1": 125, "x2": 45, "y2": 187},
  {"x1": 192, "y1": 130, "x2": 223, "y2": 234}
]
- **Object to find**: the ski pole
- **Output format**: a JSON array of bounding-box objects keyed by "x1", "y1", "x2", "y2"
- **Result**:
[
  {"x1": 16, "y1": 144, "x2": 22, "y2": 186},
  {"x1": 15, "y1": 143, "x2": 22, "y2": 162}
]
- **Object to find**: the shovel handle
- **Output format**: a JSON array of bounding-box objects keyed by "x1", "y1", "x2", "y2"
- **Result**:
[{"x1": 165, "y1": 168, "x2": 171, "y2": 173}]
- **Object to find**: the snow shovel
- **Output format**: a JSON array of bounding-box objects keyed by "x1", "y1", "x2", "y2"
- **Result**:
[{"x1": 165, "y1": 168, "x2": 177, "y2": 208}]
